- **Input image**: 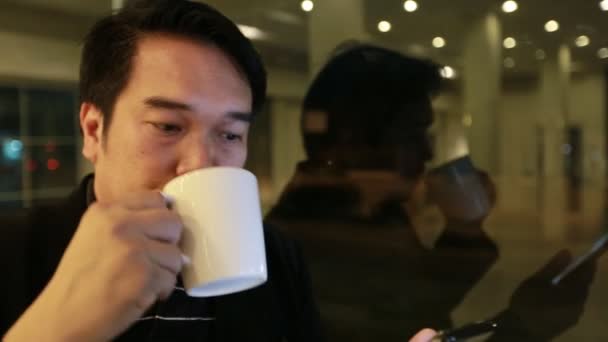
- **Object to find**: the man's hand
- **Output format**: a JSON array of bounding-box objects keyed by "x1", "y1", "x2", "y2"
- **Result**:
[
  {"x1": 488, "y1": 249, "x2": 600, "y2": 341},
  {"x1": 409, "y1": 328, "x2": 437, "y2": 342},
  {"x1": 4, "y1": 192, "x2": 185, "y2": 342}
]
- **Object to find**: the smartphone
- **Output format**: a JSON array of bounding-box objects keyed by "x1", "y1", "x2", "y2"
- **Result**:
[
  {"x1": 431, "y1": 319, "x2": 499, "y2": 341},
  {"x1": 551, "y1": 232, "x2": 608, "y2": 285}
]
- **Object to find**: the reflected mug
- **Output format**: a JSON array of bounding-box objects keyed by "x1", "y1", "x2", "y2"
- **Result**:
[{"x1": 425, "y1": 156, "x2": 491, "y2": 222}]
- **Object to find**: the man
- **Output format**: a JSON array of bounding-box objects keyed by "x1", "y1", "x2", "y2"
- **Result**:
[
  {"x1": 265, "y1": 44, "x2": 500, "y2": 341},
  {"x1": 0, "y1": 1, "x2": 435, "y2": 341}
]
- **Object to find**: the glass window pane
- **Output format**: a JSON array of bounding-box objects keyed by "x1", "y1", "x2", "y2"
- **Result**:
[
  {"x1": 28, "y1": 143, "x2": 77, "y2": 192},
  {"x1": 27, "y1": 88, "x2": 76, "y2": 137},
  {"x1": 0, "y1": 86, "x2": 19, "y2": 135}
]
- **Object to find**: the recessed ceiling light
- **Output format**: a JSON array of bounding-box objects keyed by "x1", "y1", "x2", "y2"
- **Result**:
[
  {"x1": 503, "y1": 37, "x2": 517, "y2": 49},
  {"x1": 502, "y1": 0, "x2": 518, "y2": 13},
  {"x1": 378, "y1": 20, "x2": 392, "y2": 33},
  {"x1": 545, "y1": 20, "x2": 559, "y2": 32},
  {"x1": 300, "y1": 0, "x2": 314, "y2": 12},
  {"x1": 404, "y1": 0, "x2": 418, "y2": 12},
  {"x1": 440, "y1": 66, "x2": 456, "y2": 79},
  {"x1": 598, "y1": 47, "x2": 608, "y2": 59},
  {"x1": 535, "y1": 49, "x2": 546, "y2": 60},
  {"x1": 575, "y1": 35, "x2": 590, "y2": 47},
  {"x1": 504, "y1": 57, "x2": 516, "y2": 68},
  {"x1": 600, "y1": 0, "x2": 608, "y2": 11},
  {"x1": 432, "y1": 37, "x2": 446, "y2": 48}
]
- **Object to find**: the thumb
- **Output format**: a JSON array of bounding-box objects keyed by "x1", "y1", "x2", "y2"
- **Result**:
[
  {"x1": 409, "y1": 328, "x2": 438, "y2": 342},
  {"x1": 534, "y1": 249, "x2": 572, "y2": 280}
]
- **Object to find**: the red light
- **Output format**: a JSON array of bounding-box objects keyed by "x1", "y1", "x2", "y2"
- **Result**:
[
  {"x1": 47, "y1": 158, "x2": 60, "y2": 171},
  {"x1": 26, "y1": 159, "x2": 37, "y2": 172}
]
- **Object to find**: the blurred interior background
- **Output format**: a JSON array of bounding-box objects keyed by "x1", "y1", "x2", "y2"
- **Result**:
[{"x1": 0, "y1": 0, "x2": 607, "y2": 340}]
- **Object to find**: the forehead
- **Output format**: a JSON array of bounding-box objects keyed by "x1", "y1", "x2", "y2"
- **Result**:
[{"x1": 121, "y1": 34, "x2": 252, "y2": 111}]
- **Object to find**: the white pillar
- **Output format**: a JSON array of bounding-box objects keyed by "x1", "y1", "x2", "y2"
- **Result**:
[
  {"x1": 112, "y1": 0, "x2": 124, "y2": 11},
  {"x1": 537, "y1": 45, "x2": 571, "y2": 240},
  {"x1": 463, "y1": 13, "x2": 502, "y2": 174}
]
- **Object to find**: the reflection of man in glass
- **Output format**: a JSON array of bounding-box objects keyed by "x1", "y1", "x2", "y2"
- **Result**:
[
  {"x1": 267, "y1": 43, "x2": 602, "y2": 342},
  {"x1": 266, "y1": 44, "x2": 499, "y2": 341}
]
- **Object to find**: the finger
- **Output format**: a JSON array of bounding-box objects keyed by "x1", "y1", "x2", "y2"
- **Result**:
[
  {"x1": 409, "y1": 328, "x2": 438, "y2": 342},
  {"x1": 151, "y1": 266, "x2": 179, "y2": 301},
  {"x1": 119, "y1": 191, "x2": 169, "y2": 210},
  {"x1": 134, "y1": 209, "x2": 183, "y2": 244},
  {"x1": 144, "y1": 239, "x2": 184, "y2": 275}
]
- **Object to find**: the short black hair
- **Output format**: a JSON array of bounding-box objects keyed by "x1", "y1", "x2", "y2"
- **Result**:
[
  {"x1": 79, "y1": 0, "x2": 266, "y2": 131},
  {"x1": 301, "y1": 44, "x2": 441, "y2": 162}
]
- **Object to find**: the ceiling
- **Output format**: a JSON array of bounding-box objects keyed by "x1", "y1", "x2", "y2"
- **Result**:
[{"x1": 4, "y1": 0, "x2": 608, "y2": 75}]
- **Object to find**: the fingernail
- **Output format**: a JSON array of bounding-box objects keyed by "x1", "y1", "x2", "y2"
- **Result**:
[{"x1": 181, "y1": 254, "x2": 191, "y2": 265}]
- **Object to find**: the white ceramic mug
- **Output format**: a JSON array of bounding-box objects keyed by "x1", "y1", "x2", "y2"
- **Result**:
[{"x1": 163, "y1": 167, "x2": 267, "y2": 297}]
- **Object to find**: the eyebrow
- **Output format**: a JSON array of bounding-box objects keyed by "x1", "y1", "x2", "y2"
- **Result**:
[{"x1": 144, "y1": 96, "x2": 253, "y2": 123}]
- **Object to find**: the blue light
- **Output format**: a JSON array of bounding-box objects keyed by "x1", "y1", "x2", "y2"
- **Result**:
[{"x1": 3, "y1": 139, "x2": 23, "y2": 161}]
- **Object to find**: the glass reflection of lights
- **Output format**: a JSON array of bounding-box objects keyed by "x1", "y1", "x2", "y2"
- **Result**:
[
  {"x1": 432, "y1": 37, "x2": 446, "y2": 48},
  {"x1": 502, "y1": 0, "x2": 518, "y2": 13},
  {"x1": 301, "y1": 0, "x2": 313, "y2": 12},
  {"x1": 3, "y1": 139, "x2": 23, "y2": 161},
  {"x1": 545, "y1": 20, "x2": 559, "y2": 32},
  {"x1": 378, "y1": 20, "x2": 392, "y2": 33},
  {"x1": 440, "y1": 66, "x2": 456, "y2": 79},
  {"x1": 503, "y1": 37, "x2": 517, "y2": 49},
  {"x1": 575, "y1": 35, "x2": 590, "y2": 47},
  {"x1": 403, "y1": 0, "x2": 418, "y2": 12}
]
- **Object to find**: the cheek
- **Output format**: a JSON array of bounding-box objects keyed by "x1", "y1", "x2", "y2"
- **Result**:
[
  {"x1": 131, "y1": 141, "x2": 180, "y2": 186},
  {"x1": 220, "y1": 148, "x2": 248, "y2": 168}
]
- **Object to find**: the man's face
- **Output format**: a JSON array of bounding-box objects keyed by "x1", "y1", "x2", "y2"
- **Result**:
[{"x1": 81, "y1": 35, "x2": 253, "y2": 203}]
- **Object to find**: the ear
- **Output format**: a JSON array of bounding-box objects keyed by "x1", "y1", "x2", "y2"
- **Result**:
[{"x1": 80, "y1": 102, "x2": 104, "y2": 164}]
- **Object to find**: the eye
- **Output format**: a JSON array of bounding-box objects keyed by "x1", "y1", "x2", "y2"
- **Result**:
[
  {"x1": 220, "y1": 132, "x2": 243, "y2": 143},
  {"x1": 150, "y1": 122, "x2": 183, "y2": 135}
]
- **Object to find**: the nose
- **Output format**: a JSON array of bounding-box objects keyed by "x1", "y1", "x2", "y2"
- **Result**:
[{"x1": 176, "y1": 139, "x2": 217, "y2": 176}]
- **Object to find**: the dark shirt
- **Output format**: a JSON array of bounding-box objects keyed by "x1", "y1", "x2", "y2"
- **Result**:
[{"x1": 1, "y1": 175, "x2": 324, "y2": 342}]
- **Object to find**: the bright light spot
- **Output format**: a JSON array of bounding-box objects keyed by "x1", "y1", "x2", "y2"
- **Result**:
[
  {"x1": 440, "y1": 66, "x2": 456, "y2": 79},
  {"x1": 462, "y1": 114, "x2": 473, "y2": 127},
  {"x1": 503, "y1": 37, "x2": 517, "y2": 49},
  {"x1": 47, "y1": 158, "x2": 60, "y2": 171},
  {"x1": 3, "y1": 139, "x2": 23, "y2": 161},
  {"x1": 432, "y1": 37, "x2": 446, "y2": 48},
  {"x1": 535, "y1": 49, "x2": 546, "y2": 60},
  {"x1": 502, "y1": 0, "x2": 518, "y2": 13},
  {"x1": 600, "y1": 0, "x2": 608, "y2": 11},
  {"x1": 575, "y1": 35, "x2": 590, "y2": 47},
  {"x1": 301, "y1": 0, "x2": 314, "y2": 12},
  {"x1": 404, "y1": 0, "x2": 418, "y2": 12},
  {"x1": 504, "y1": 57, "x2": 516, "y2": 68},
  {"x1": 378, "y1": 20, "x2": 392, "y2": 33},
  {"x1": 237, "y1": 24, "x2": 267, "y2": 40},
  {"x1": 598, "y1": 47, "x2": 608, "y2": 59},
  {"x1": 545, "y1": 20, "x2": 559, "y2": 32}
]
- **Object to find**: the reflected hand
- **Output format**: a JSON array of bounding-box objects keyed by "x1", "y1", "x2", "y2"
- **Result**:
[{"x1": 489, "y1": 249, "x2": 599, "y2": 341}]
